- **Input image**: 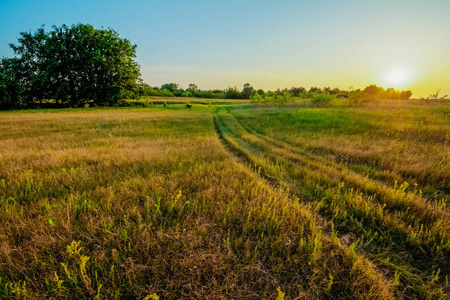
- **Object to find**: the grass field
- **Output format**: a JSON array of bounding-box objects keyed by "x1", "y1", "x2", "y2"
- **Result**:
[{"x1": 0, "y1": 99, "x2": 449, "y2": 299}]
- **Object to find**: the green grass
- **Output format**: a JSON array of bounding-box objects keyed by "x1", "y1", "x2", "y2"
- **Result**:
[
  {"x1": 0, "y1": 99, "x2": 449, "y2": 299},
  {"x1": 216, "y1": 99, "x2": 450, "y2": 298}
]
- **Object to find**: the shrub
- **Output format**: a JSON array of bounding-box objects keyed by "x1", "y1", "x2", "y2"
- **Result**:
[
  {"x1": 181, "y1": 91, "x2": 193, "y2": 97},
  {"x1": 224, "y1": 87, "x2": 242, "y2": 99},
  {"x1": 158, "y1": 89, "x2": 175, "y2": 97},
  {"x1": 250, "y1": 92, "x2": 295, "y2": 104},
  {"x1": 347, "y1": 91, "x2": 375, "y2": 106},
  {"x1": 311, "y1": 93, "x2": 335, "y2": 107}
]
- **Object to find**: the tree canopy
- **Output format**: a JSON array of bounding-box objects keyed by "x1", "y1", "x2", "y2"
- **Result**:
[{"x1": 0, "y1": 24, "x2": 141, "y2": 109}]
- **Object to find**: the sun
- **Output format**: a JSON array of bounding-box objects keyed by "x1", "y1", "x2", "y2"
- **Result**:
[{"x1": 386, "y1": 69, "x2": 409, "y2": 87}]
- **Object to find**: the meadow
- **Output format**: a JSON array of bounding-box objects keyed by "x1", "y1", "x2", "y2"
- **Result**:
[{"x1": 0, "y1": 98, "x2": 449, "y2": 299}]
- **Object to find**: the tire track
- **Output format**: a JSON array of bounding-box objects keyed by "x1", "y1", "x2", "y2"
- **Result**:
[{"x1": 213, "y1": 108, "x2": 450, "y2": 297}]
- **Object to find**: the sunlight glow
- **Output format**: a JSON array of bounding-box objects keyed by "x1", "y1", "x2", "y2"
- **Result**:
[{"x1": 386, "y1": 69, "x2": 408, "y2": 86}]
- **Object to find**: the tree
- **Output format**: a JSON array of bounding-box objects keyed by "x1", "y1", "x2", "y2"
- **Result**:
[
  {"x1": 187, "y1": 83, "x2": 198, "y2": 93},
  {"x1": 399, "y1": 90, "x2": 412, "y2": 100},
  {"x1": 0, "y1": 23, "x2": 141, "y2": 108},
  {"x1": 309, "y1": 87, "x2": 322, "y2": 93},
  {"x1": 241, "y1": 83, "x2": 254, "y2": 99},
  {"x1": 160, "y1": 83, "x2": 179, "y2": 93},
  {"x1": 288, "y1": 87, "x2": 306, "y2": 96},
  {"x1": 364, "y1": 85, "x2": 384, "y2": 95},
  {"x1": 224, "y1": 86, "x2": 242, "y2": 99},
  {"x1": 0, "y1": 57, "x2": 26, "y2": 109}
]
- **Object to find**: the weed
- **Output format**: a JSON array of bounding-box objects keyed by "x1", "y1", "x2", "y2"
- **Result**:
[{"x1": 276, "y1": 286, "x2": 285, "y2": 300}]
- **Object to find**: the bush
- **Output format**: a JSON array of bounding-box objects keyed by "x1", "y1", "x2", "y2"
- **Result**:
[
  {"x1": 181, "y1": 91, "x2": 193, "y2": 97},
  {"x1": 158, "y1": 89, "x2": 175, "y2": 97},
  {"x1": 224, "y1": 87, "x2": 242, "y2": 99},
  {"x1": 250, "y1": 92, "x2": 294, "y2": 104},
  {"x1": 311, "y1": 93, "x2": 336, "y2": 107},
  {"x1": 347, "y1": 91, "x2": 374, "y2": 106}
]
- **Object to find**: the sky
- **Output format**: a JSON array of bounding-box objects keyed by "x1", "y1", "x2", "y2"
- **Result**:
[{"x1": 1, "y1": 0, "x2": 449, "y2": 97}]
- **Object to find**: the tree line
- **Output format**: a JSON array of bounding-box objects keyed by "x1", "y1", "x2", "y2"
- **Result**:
[
  {"x1": 1, "y1": 24, "x2": 414, "y2": 110},
  {"x1": 138, "y1": 83, "x2": 412, "y2": 101}
]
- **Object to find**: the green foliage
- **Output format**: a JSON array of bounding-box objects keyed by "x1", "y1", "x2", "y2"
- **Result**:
[
  {"x1": 173, "y1": 89, "x2": 185, "y2": 97},
  {"x1": 139, "y1": 84, "x2": 161, "y2": 96},
  {"x1": 157, "y1": 89, "x2": 175, "y2": 97},
  {"x1": 311, "y1": 93, "x2": 336, "y2": 106},
  {"x1": 0, "y1": 24, "x2": 141, "y2": 108},
  {"x1": 224, "y1": 86, "x2": 242, "y2": 99},
  {"x1": 250, "y1": 91, "x2": 294, "y2": 104},
  {"x1": 160, "y1": 83, "x2": 179, "y2": 93},
  {"x1": 364, "y1": 85, "x2": 412, "y2": 100},
  {"x1": 0, "y1": 58, "x2": 26, "y2": 109},
  {"x1": 240, "y1": 83, "x2": 254, "y2": 99},
  {"x1": 348, "y1": 90, "x2": 375, "y2": 106},
  {"x1": 187, "y1": 83, "x2": 198, "y2": 93},
  {"x1": 256, "y1": 88, "x2": 265, "y2": 95},
  {"x1": 181, "y1": 90, "x2": 193, "y2": 97},
  {"x1": 287, "y1": 86, "x2": 306, "y2": 96},
  {"x1": 364, "y1": 84, "x2": 385, "y2": 95}
]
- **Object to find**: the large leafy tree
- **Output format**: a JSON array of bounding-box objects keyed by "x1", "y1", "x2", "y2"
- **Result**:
[
  {"x1": 0, "y1": 57, "x2": 26, "y2": 109},
  {"x1": 0, "y1": 24, "x2": 141, "y2": 108}
]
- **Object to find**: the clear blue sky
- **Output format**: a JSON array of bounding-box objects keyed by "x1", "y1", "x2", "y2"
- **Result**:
[{"x1": 1, "y1": 0, "x2": 449, "y2": 96}]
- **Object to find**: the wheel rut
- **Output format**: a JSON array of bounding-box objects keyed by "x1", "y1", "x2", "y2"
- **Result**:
[
  {"x1": 212, "y1": 108, "x2": 450, "y2": 295},
  {"x1": 212, "y1": 111, "x2": 283, "y2": 191}
]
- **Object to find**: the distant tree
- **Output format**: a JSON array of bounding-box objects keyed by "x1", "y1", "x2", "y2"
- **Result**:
[
  {"x1": 399, "y1": 90, "x2": 412, "y2": 100},
  {"x1": 201, "y1": 90, "x2": 217, "y2": 98},
  {"x1": 187, "y1": 83, "x2": 198, "y2": 93},
  {"x1": 224, "y1": 86, "x2": 242, "y2": 99},
  {"x1": 256, "y1": 89, "x2": 265, "y2": 95},
  {"x1": 161, "y1": 83, "x2": 179, "y2": 93},
  {"x1": 381, "y1": 88, "x2": 397, "y2": 99},
  {"x1": 0, "y1": 24, "x2": 141, "y2": 108},
  {"x1": 241, "y1": 83, "x2": 254, "y2": 99},
  {"x1": 158, "y1": 89, "x2": 175, "y2": 97},
  {"x1": 311, "y1": 93, "x2": 336, "y2": 107},
  {"x1": 309, "y1": 87, "x2": 322, "y2": 93},
  {"x1": 139, "y1": 83, "x2": 160, "y2": 96},
  {"x1": 364, "y1": 85, "x2": 384, "y2": 95},
  {"x1": 274, "y1": 89, "x2": 283, "y2": 95},
  {"x1": 330, "y1": 87, "x2": 342, "y2": 95},
  {"x1": 288, "y1": 87, "x2": 306, "y2": 96},
  {"x1": 360, "y1": 85, "x2": 412, "y2": 100},
  {"x1": 181, "y1": 90, "x2": 193, "y2": 97},
  {"x1": 322, "y1": 87, "x2": 331, "y2": 93},
  {"x1": 174, "y1": 89, "x2": 185, "y2": 97}
]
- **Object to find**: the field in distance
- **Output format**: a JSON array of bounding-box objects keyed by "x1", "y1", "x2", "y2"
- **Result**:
[{"x1": 0, "y1": 99, "x2": 449, "y2": 299}]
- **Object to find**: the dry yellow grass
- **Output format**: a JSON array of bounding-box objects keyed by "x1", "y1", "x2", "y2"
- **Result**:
[
  {"x1": 0, "y1": 105, "x2": 398, "y2": 299},
  {"x1": 217, "y1": 98, "x2": 450, "y2": 298}
]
